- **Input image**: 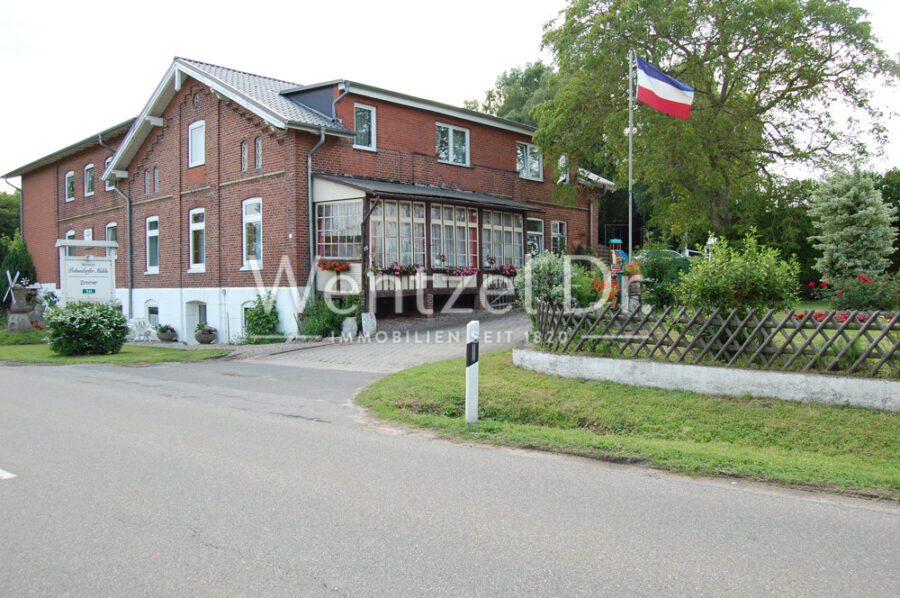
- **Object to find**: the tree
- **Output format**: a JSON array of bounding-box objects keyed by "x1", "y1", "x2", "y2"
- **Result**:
[
  {"x1": 467, "y1": 61, "x2": 559, "y2": 126},
  {"x1": 537, "y1": 0, "x2": 898, "y2": 238},
  {"x1": 1, "y1": 230, "x2": 36, "y2": 300},
  {"x1": 876, "y1": 168, "x2": 900, "y2": 269},
  {"x1": 808, "y1": 169, "x2": 897, "y2": 280},
  {"x1": 0, "y1": 190, "x2": 19, "y2": 240}
]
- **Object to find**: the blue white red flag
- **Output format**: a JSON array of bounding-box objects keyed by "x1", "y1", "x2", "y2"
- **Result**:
[{"x1": 635, "y1": 56, "x2": 694, "y2": 119}]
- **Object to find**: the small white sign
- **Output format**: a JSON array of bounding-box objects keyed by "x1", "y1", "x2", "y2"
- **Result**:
[{"x1": 60, "y1": 256, "x2": 115, "y2": 304}]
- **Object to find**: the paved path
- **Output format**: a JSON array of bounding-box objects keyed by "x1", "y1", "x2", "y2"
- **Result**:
[{"x1": 1, "y1": 311, "x2": 898, "y2": 597}]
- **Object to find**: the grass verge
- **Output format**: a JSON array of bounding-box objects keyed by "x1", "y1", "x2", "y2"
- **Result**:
[
  {"x1": 357, "y1": 349, "x2": 900, "y2": 500},
  {"x1": 0, "y1": 343, "x2": 228, "y2": 364}
]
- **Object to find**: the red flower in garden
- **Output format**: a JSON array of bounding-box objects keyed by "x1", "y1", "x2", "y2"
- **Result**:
[
  {"x1": 808, "y1": 281, "x2": 815, "y2": 287},
  {"x1": 821, "y1": 281, "x2": 828, "y2": 287},
  {"x1": 837, "y1": 291, "x2": 843, "y2": 296}
]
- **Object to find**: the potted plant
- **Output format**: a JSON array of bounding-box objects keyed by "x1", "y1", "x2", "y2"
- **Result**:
[
  {"x1": 156, "y1": 324, "x2": 177, "y2": 342},
  {"x1": 195, "y1": 323, "x2": 217, "y2": 344}
]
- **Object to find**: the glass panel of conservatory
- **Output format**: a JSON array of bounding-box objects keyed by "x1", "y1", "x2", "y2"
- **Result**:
[
  {"x1": 385, "y1": 220, "x2": 398, "y2": 264},
  {"x1": 444, "y1": 225, "x2": 455, "y2": 267},
  {"x1": 373, "y1": 220, "x2": 384, "y2": 267},
  {"x1": 400, "y1": 222, "x2": 412, "y2": 265},
  {"x1": 493, "y1": 230, "x2": 503, "y2": 261},
  {"x1": 431, "y1": 223, "x2": 442, "y2": 267},
  {"x1": 456, "y1": 225, "x2": 467, "y2": 267}
]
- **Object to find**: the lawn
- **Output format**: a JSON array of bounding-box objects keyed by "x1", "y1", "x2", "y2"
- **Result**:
[
  {"x1": 357, "y1": 349, "x2": 900, "y2": 500},
  {"x1": 0, "y1": 340, "x2": 228, "y2": 364}
]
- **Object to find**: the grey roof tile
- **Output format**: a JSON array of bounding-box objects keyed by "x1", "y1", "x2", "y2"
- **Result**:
[{"x1": 176, "y1": 58, "x2": 349, "y2": 132}]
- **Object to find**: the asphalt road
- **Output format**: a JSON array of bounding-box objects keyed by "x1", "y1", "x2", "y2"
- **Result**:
[{"x1": 1, "y1": 314, "x2": 898, "y2": 597}]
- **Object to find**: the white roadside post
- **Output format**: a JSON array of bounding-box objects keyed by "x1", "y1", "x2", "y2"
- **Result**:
[{"x1": 465, "y1": 320, "x2": 479, "y2": 424}]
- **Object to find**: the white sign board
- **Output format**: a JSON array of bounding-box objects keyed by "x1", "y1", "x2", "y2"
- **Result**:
[{"x1": 59, "y1": 256, "x2": 116, "y2": 304}]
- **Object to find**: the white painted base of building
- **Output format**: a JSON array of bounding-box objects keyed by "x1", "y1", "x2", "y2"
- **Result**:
[
  {"x1": 116, "y1": 286, "x2": 308, "y2": 344},
  {"x1": 512, "y1": 348, "x2": 900, "y2": 412}
]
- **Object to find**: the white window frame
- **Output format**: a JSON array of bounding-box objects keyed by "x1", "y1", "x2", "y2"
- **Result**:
[
  {"x1": 435, "y1": 122, "x2": 470, "y2": 166},
  {"x1": 482, "y1": 210, "x2": 524, "y2": 268},
  {"x1": 353, "y1": 103, "x2": 377, "y2": 151},
  {"x1": 241, "y1": 197, "x2": 262, "y2": 270},
  {"x1": 144, "y1": 170, "x2": 150, "y2": 195},
  {"x1": 146, "y1": 301, "x2": 159, "y2": 328},
  {"x1": 240, "y1": 141, "x2": 248, "y2": 172},
  {"x1": 104, "y1": 158, "x2": 114, "y2": 191},
  {"x1": 83, "y1": 228, "x2": 93, "y2": 241},
  {"x1": 65, "y1": 230, "x2": 76, "y2": 256},
  {"x1": 188, "y1": 208, "x2": 206, "y2": 272},
  {"x1": 317, "y1": 200, "x2": 363, "y2": 259},
  {"x1": 255, "y1": 136, "x2": 262, "y2": 169},
  {"x1": 527, "y1": 218, "x2": 545, "y2": 255},
  {"x1": 64, "y1": 171, "x2": 75, "y2": 202},
  {"x1": 153, "y1": 167, "x2": 159, "y2": 193},
  {"x1": 146, "y1": 216, "x2": 160, "y2": 274},
  {"x1": 105, "y1": 222, "x2": 117, "y2": 256},
  {"x1": 516, "y1": 142, "x2": 543, "y2": 181},
  {"x1": 551, "y1": 220, "x2": 568, "y2": 254},
  {"x1": 188, "y1": 120, "x2": 206, "y2": 167},
  {"x1": 83, "y1": 164, "x2": 95, "y2": 196}
]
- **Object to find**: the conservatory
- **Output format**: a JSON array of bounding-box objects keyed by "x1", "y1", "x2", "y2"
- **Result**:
[{"x1": 312, "y1": 174, "x2": 531, "y2": 309}]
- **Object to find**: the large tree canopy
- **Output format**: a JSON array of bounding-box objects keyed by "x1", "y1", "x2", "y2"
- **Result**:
[
  {"x1": 466, "y1": 61, "x2": 559, "y2": 127},
  {"x1": 537, "y1": 0, "x2": 898, "y2": 239}
]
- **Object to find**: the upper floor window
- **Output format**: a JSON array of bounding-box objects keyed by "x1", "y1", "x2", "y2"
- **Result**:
[
  {"x1": 153, "y1": 167, "x2": 159, "y2": 193},
  {"x1": 516, "y1": 142, "x2": 543, "y2": 181},
  {"x1": 83, "y1": 164, "x2": 95, "y2": 196},
  {"x1": 189, "y1": 208, "x2": 206, "y2": 271},
  {"x1": 353, "y1": 104, "x2": 376, "y2": 151},
  {"x1": 144, "y1": 170, "x2": 150, "y2": 195},
  {"x1": 188, "y1": 120, "x2": 206, "y2": 167},
  {"x1": 104, "y1": 157, "x2": 114, "y2": 191},
  {"x1": 65, "y1": 171, "x2": 75, "y2": 202},
  {"x1": 240, "y1": 141, "x2": 248, "y2": 172},
  {"x1": 146, "y1": 216, "x2": 160, "y2": 273},
  {"x1": 436, "y1": 123, "x2": 469, "y2": 166},
  {"x1": 83, "y1": 228, "x2": 93, "y2": 241},
  {"x1": 242, "y1": 198, "x2": 262, "y2": 269},
  {"x1": 255, "y1": 137, "x2": 262, "y2": 169}
]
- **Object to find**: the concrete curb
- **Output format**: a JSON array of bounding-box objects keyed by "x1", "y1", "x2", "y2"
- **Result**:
[{"x1": 512, "y1": 348, "x2": 900, "y2": 412}]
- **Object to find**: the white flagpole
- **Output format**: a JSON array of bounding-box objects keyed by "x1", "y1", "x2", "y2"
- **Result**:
[{"x1": 628, "y1": 48, "x2": 634, "y2": 263}]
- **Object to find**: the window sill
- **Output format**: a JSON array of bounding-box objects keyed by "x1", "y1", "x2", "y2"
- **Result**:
[
  {"x1": 186, "y1": 267, "x2": 206, "y2": 274},
  {"x1": 518, "y1": 175, "x2": 544, "y2": 183},
  {"x1": 240, "y1": 264, "x2": 262, "y2": 272},
  {"x1": 84, "y1": 192, "x2": 95, "y2": 197},
  {"x1": 144, "y1": 270, "x2": 159, "y2": 275},
  {"x1": 188, "y1": 162, "x2": 205, "y2": 168},
  {"x1": 65, "y1": 198, "x2": 75, "y2": 203},
  {"x1": 436, "y1": 159, "x2": 472, "y2": 168},
  {"x1": 353, "y1": 144, "x2": 377, "y2": 153}
]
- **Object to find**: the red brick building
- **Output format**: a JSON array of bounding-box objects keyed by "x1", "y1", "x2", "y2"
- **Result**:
[{"x1": 5, "y1": 58, "x2": 610, "y2": 341}]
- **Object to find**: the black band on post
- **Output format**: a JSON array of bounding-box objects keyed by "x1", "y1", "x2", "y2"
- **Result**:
[{"x1": 466, "y1": 341, "x2": 478, "y2": 367}]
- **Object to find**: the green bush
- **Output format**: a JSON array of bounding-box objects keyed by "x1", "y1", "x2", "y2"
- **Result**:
[
  {"x1": 830, "y1": 274, "x2": 900, "y2": 311},
  {"x1": 675, "y1": 232, "x2": 800, "y2": 311},
  {"x1": 637, "y1": 245, "x2": 691, "y2": 306},
  {"x1": 300, "y1": 294, "x2": 360, "y2": 337},
  {"x1": 45, "y1": 301, "x2": 128, "y2": 356},
  {"x1": 244, "y1": 293, "x2": 284, "y2": 344},
  {"x1": 514, "y1": 251, "x2": 604, "y2": 308}
]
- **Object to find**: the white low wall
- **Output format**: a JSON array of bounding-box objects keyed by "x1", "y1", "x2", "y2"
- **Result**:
[{"x1": 513, "y1": 349, "x2": 900, "y2": 412}]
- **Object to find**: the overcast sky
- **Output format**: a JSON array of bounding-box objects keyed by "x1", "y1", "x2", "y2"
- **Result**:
[{"x1": 1, "y1": 0, "x2": 896, "y2": 194}]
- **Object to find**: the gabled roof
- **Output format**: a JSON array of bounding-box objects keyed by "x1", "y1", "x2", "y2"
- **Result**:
[
  {"x1": 3, "y1": 118, "x2": 135, "y2": 178},
  {"x1": 314, "y1": 173, "x2": 540, "y2": 213},
  {"x1": 102, "y1": 57, "x2": 354, "y2": 182}
]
